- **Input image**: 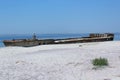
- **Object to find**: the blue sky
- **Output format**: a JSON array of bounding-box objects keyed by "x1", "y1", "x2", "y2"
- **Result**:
[{"x1": 0, "y1": 0, "x2": 120, "y2": 34}]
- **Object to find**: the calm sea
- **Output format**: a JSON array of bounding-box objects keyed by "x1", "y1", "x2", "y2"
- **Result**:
[{"x1": 0, "y1": 33, "x2": 120, "y2": 47}]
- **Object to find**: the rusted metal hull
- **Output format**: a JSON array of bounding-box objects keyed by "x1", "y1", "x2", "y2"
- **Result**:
[
  {"x1": 3, "y1": 39, "x2": 55, "y2": 47},
  {"x1": 55, "y1": 37, "x2": 114, "y2": 44},
  {"x1": 3, "y1": 33, "x2": 114, "y2": 47}
]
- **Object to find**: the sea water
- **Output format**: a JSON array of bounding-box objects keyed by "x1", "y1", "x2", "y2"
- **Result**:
[{"x1": 0, "y1": 33, "x2": 120, "y2": 47}]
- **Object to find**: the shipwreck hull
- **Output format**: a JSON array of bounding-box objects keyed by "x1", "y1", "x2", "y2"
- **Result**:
[
  {"x1": 3, "y1": 33, "x2": 114, "y2": 47},
  {"x1": 3, "y1": 40, "x2": 39, "y2": 47},
  {"x1": 55, "y1": 36, "x2": 114, "y2": 44},
  {"x1": 3, "y1": 39, "x2": 55, "y2": 47}
]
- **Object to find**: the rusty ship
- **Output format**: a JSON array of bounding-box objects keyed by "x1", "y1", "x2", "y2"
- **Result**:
[{"x1": 3, "y1": 33, "x2": 114, "y2": 47}]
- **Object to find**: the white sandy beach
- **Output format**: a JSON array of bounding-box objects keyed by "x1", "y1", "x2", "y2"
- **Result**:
[{"x1": 0, "y1": 41, "x2": 120, "y2": 80}]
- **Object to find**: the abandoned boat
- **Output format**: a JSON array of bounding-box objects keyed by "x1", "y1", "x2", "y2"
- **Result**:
[{"x1": 3, "y1": 33, "x2": 114, "y2": 47}]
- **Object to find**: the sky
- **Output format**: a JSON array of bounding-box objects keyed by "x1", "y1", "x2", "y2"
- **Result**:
[{"x1": 0, "y1": 0, "x2": 120, "y2": 34}]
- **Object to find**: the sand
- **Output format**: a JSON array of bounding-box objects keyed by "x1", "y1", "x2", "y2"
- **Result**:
[{"x1": 0, "y1": 41, "x2": 120, "y2": 80}]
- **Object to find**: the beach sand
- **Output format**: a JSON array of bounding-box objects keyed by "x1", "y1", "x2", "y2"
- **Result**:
[{"x1": 0, "y1": 41, "x2": 120, "y2": 80}]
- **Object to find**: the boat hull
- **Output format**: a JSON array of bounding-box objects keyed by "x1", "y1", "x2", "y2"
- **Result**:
[
  {"x1": 3, "y1": 33, "x2": 114, "y2": 47},
  {"x1": 3, "y1": 39, "x2": 55, "y2": 47}
]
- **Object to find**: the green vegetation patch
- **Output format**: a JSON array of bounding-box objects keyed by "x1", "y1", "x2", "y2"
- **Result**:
[{"x1": 92, "y1": 57, "x2": 108, "y2": 67}]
